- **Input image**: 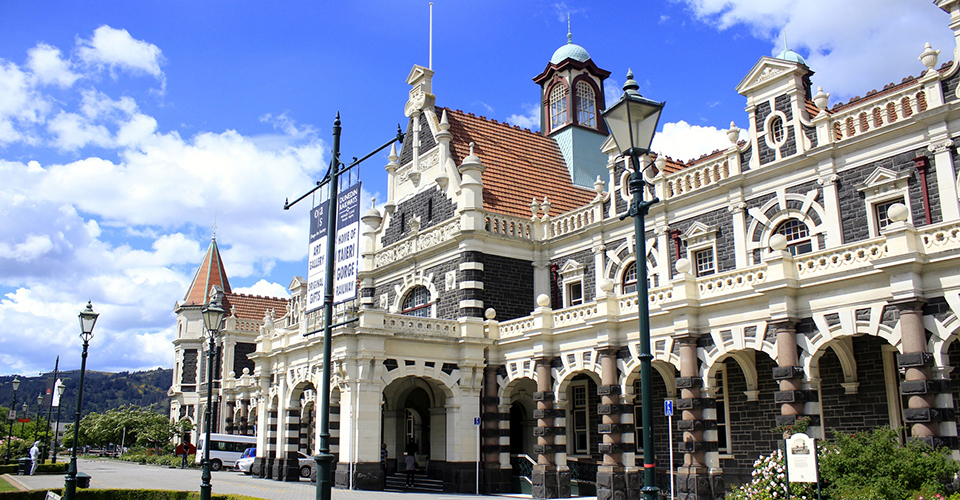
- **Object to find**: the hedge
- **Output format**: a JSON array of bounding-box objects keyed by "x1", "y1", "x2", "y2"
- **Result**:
[
  {"x1": 0, "y1": 463, "x2": 68, "y2": 475},
  {"x1": 0, "y1": 490, "x2": 262, "y2": 500}
]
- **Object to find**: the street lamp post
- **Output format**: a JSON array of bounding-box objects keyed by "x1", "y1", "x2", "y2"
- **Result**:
[
  {"x1": 33, "y1": 394, "x2": 43, "y2": 446},
  {"x1": 200, "y1": 295, "x2": 225, "y2": 500},
  {"x1": 20, "y1": 403, "x2": 28, "y2": 436},
  {"x1": 601, "y1": 70, "x2": 665, "y2": 500},
  {"x1": 4, "y1": 377, "x2": 20, "y2": 465},
  {"x1": 53, "y1": 383, "x2": 65, "y2": 463},
  {"x1": 64, "y1": 301, "x2": 99, "y2": 500}
]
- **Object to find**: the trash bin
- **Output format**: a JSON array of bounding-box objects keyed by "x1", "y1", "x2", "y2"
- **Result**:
[
  {"x1": 76, "y1": 472, "x2": 92, "y2": 488},
  {"x1": 17, "y1": 458, "x2": 31, "y2": 476}
]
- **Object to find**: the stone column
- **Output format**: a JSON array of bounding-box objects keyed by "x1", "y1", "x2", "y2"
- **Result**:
[
  {"x1": 897, "y1": 301, "x2": 939, "y2": 440},
  {"x1": 225, "y1": 398, "x2": 236, "y2": 434},
  {"x1": 532, "y1": 357, "x2": 568, "y2": 499},
  {"x1": 773, "y1": 321, "x2": 807, "y2": 429},
  {"x1": 239, "y1": 398, "x2": 250, "y2": 436},
  {"x1": 676, "y1": 335, "x2": 714, "y2": 500},
  {"x1": 596, "y1": 349, "x2": 625, "y2": 500},
  {"x1": 482, "y1": 365, "x2": 510, "y2": 493},
  {"x1": 275, "y1": 407, "x2": 300, "y2": 481}
]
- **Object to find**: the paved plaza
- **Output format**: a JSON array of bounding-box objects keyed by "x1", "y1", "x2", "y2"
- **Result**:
[{"x1": 2, "y1": 459, "x2": 548, "y2": 500}]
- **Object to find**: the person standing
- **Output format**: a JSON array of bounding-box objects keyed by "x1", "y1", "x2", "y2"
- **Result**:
[
  {"x1": 404, "y1": 452, "x2": 416, "y2": 488},
  {"x1": 29, "y1": 441, "x2": 40, "y2": 475},
  {"x1": 380, "y1": 443, "x2": 388, "y2": 485},
  {"x1": 175, "y1": 442, "x2": 187, "y2": 469}
]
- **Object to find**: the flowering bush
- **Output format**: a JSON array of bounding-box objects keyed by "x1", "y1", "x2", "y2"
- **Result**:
[{"x1": 726, "y1": 447, "x2": 817, "y2": 500}]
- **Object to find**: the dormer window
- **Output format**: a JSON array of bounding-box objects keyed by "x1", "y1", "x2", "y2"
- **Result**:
[
  {"x1": 550, "y1": 84, "x2": 569, "y2": 130},
  {"x1": 575, "y1": 81, "x2": 596, "y2": 128}
]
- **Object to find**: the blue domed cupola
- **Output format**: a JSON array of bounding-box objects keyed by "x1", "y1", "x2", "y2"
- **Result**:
[{"x1": 532, "y1": 18, "x2": 612, "y2": 188}]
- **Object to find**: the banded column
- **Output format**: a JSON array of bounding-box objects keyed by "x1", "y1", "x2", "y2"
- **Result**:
[
  {"x1": 596, "y1": 349, "x2": 626, "y2": 500},
  {"x1": 482, "y1": 365, "x2": 510, "y2": 493},
  {"x1": 263, "y1": 407, "x2": 278, "y2": 479},
  {"x1": 276, "y1": 407, "x2": 301, "y2": 481},
  {"x1": 225, "y1": 398, "x2": 236, "y2": 434},
  {"x1": 675, "y1": 335, "x2": 714, "y2": 500},
  {"x1": 896, "y1": 301, "x2": 941, "y2": 441},
  {"x1": 532, "y1": 357, "x2": 568, "y2": 499},
  {"x1": 772, "y1": 321, "x2": 807, "y2": 432}
]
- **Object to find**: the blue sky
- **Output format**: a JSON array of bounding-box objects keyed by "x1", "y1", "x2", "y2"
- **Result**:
[{"x1": 0, "y1": 0, "x2": 952, "y2": 376}]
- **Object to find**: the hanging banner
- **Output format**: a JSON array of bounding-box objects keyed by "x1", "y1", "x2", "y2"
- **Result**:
[
  {"x1": 334, "y1": 182, "x2": 361, "y2": 304},
  {"x1": 52, "y1": 379, "x2": 63, "y2": 407},
  {"x1": 306, "y1": 199, "x2": 330, "y2": 313}
]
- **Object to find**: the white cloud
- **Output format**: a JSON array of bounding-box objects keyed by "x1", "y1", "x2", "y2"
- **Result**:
[
  {"x1": 0, "y1": 60, "x2": 49, "y2": 144},
  {"x1": 233, "y1": 279, "x2": 291, "y2": 299},
  {"x1": 677, "y1": 0, "x2": 954, "y2": 100},
  {"x1": 77, "y1": 25, "x2": 165, "y2": 79},
  {"x1": 651, "y1": 120, "x2": 743, "y2": 163},
  {"x1": 27, "y1": 43, "x2": 79, "y2": 87},
  {"x1": 506, "y1": 103, "x2": 540, "y2": 131}
]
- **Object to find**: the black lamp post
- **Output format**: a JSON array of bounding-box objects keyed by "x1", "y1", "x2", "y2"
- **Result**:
[
  {"x1": 53, "y1": 382, "x2": 65, "y2": 463},
  {"x1": 601, "y1": 69, "x2": 665, "y2": 500},
  {"x1": 200, "y1": 296, "x2": 225, "y2": 500},
  {"x1": 32, "y1": 394, "x2": 43, "y2": 446},
  {"x1": 20, "y1": 403, "x2": 28, "y2": 436},
  {"x1": 64, "y1": 301, "x2": 99, "y2": 500},
  {"x1": 4, "y1": 376, "x2": 20, "y2": 465}
]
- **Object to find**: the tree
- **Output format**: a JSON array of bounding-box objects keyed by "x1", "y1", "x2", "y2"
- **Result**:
[{"x1": 64, "y1": 405, "x2": 176, "y2": 452}]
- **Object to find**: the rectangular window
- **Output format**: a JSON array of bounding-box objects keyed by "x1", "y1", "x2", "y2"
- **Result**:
[
  {"x1": 715, "y1": 366, "x2": 731, "y2": 454},
  {"x1": 633, "y1": 380, "x2": 644, "y2": 454},
  {"x1": 572, "y1": 383, "x2": 589, "y2": 454},
  {"x1": 566, "y1": 281, "x2": 583, "y2": 306},
  {"x1": 875, "y1": 197, "x2": 905, "y2": 231},
  {"x1": 695, "y1": 248, "x2": 715, "y2": 277}
]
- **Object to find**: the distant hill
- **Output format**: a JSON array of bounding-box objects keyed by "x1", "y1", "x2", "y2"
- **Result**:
[{"x1": 0, "y1": 368, "x2": 172, "y2": 417}]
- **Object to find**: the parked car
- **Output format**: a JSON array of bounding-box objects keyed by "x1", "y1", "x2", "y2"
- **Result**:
[
  {"x1": 297, "y1": 452, "x2": 314, "y2": 479},
  {"x1": 235, "y1": 447, "x2": 256, "y2": 474}
]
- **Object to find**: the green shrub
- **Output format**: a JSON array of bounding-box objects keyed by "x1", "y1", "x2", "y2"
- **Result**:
[
  {"x1": 819, "y1": 426, "x2": 959, "y2": 500},
  {"x1": 34, "y1": 463, "x2": 68, "y2": 474}
]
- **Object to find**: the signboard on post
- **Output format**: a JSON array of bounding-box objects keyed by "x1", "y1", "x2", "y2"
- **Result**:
[
  {"x1": 306, "y1": 200, "x2": 330, "y2": 313},
  {"x1": 786, "y1": 433, "x2": 818, "y2": 483},
  {"x1": 333, "y1": 183, "x2": 361, "y2": 305}
]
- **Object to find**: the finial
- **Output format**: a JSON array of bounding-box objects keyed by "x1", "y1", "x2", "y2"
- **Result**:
[
  {"x1": 469, "y1": 142, "x2": 475, "y2": 156},
  {"x1": 212, "y1": 208, "x2": 217, "y2": 240},
  {"x1": 783, "y1": 30, "x2": 788, "y2": 52},
  {"x1": 371, "y1": 198, "x2": 377, "y2": 209},
  {"x1": 567, "y1": 14, "x2": 572, "y2": 44},
  {"x1": 623, "y1": 69, "x2": 640, "y2": 95}
]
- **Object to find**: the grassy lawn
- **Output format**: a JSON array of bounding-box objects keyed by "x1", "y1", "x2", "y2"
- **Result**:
[{"x1": 0, "y1": 476, "x2": 18, "y2": 492}]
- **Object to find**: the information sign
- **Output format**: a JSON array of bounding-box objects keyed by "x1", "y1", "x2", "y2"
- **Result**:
[
  {"x1": 786, "y1": 433, "x2": 818, "y2": 483},
  {"x1": 664, "y1": 399, "x2": 673, "y2": 417}
]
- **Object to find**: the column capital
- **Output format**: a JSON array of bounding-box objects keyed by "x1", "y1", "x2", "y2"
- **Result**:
[{"x1": 892, "y1": 298, "x2": 927, "y2": 312}]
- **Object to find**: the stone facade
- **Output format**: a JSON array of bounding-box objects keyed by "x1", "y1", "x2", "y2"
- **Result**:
[{"x1": 170, "y1": 4, "x2": 960, "y2": 498}]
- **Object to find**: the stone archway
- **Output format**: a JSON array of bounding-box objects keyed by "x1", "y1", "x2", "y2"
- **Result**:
[{"x1": 381, "y1": 375, "x2": 452, "y2": 482}]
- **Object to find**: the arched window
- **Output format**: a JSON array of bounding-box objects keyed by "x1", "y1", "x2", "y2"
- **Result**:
[
  {"x1": 400, "y1": 286, "x2": 431, "y2": 317},
  {"x1": 575, "y1": 81, "x2": 596, "y2": 128},
  {"x1": 550, "y1": 84, "x2": 569, "y2": 131},
  {"x1": 774, "y1": 219, "x2": 812, "y2": 255},
  {"x1": 770, "y1": 116, "x2": 785, "y2": 144},
  {"x1": 622, "y1": 262, "x2": 637, "y2": 294}
]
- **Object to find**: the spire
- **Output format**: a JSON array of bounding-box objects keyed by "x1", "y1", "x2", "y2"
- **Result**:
[
  {"x1": 183, "y1": 236, "x2": 231, "y2": 306},
  {"x1": 567, "y1": 13, "x2": 572, "y2": 44}
]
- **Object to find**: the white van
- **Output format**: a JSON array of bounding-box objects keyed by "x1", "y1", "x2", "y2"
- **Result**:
[{"x1": 195, "y1": 433, "x2": 257, "y2": 471}]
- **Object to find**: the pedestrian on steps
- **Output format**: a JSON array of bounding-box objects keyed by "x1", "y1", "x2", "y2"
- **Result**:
[{"x1": 404, "y1": 452, "x2": 416, "y2": 487}]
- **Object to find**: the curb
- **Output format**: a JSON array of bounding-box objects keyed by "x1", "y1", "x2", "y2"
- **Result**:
[{"x1": 1, "y1": 473, "x2": 29, "y2": 491}]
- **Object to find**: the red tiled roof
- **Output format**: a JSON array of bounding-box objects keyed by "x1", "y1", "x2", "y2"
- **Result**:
[
  {"x1": 183, "y1": 238, "x2": 231, "y2": 306},
  {"x1": 223, "y1": 293, "x2": 288, "y2": 320},
  {"x1": 443, "y1": 108, "x2": 597, "y2": 218}
]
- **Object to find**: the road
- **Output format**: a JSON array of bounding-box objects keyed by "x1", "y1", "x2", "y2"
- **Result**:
[{"x1": 4, "y1": 459, "x2": 533, "y2": 500}]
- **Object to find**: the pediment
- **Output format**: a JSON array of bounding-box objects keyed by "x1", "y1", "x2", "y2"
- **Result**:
[
  {"x1": 559, "y1": 259, "x2": 585, "y2": 276},
  {"x1": 736, "y1": 56, "x2": 807, "y2": 96},
  {"x1": 681, "y1": 221, "x2": 717, "y2": 240},
  {"x1": 288, "y1": 276, "x2": 306, "y2": 290},
  {"x1": 406, "y1": 64, "x2": 434, "y2": 85},
  {"x1": 857, "y1": 167, "x2": 910, "y2": 192}
]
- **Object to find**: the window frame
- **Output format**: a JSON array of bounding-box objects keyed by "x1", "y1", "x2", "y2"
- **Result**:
[
  {"x1": 763, "y1": 110, "x2": 789, "y2": 150},
  {"x1": 714, "y1": 365, "x2": 732, "y2": 456},
  {"x1": 549, "y1": 83, "x2": 569, "y2": 132},
  {"x1": 774, "y1": 218, "x2": 813, "y2": 256},
  {"x1": 400, "y1": 285, "x2": 432, "y2": 317},
  {"x1": 570, "y1": 381, "x2": 590, "y2": 455},
  {"x1": 694, "y1": 247, "x2": 716, "y2": 277},
  {"x1": 575, "y1": 80, "x2": 596, "y2": 128}
]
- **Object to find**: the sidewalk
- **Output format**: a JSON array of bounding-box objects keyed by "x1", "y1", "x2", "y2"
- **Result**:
[{"x1": 3, "y1": 459, "x2": 552, "y2": 500}]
